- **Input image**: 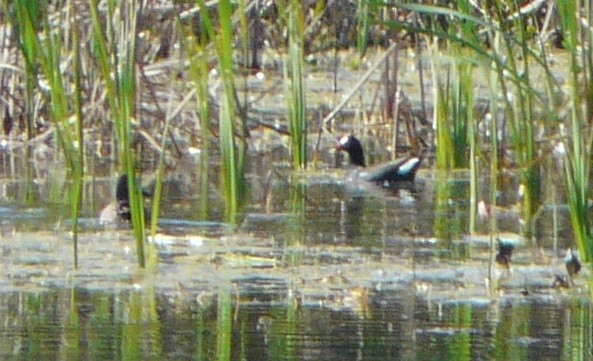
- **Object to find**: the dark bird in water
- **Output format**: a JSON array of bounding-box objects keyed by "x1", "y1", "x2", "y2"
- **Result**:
[
  {"x1": 553, "y1": 248, "x2": 582, "y2": 289},
  {"x1": 553, "y1": 274, "x2": 570, "y2": 289},
  {"x1": 115, "y1": 174, "x2": 134, "y2": 221},
  {"x1": 495, "y1": 238, "x2": 514, "y2": 270},
  {"x1": 565, "y1": 248, "x2": 581, "y2": 282},
  {"x1": 100, "y1": 174, "x2": 151, "y2": 224},
  {"x1": 336, "y1": 134, "x2": 422, "y2": 185}
]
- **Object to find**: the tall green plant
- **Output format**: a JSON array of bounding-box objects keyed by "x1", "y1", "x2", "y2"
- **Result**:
[
  {"x1": 196, "y1": 0, "x2": 247, "y2": 222},
  {"x1": 184, "y1": 17, "x2": 213, "y2": 220},
  {"x1": 216, "y1": 289, "x2": 232, "y2": 361},
  {"x1": 357, "y1": 0, "x2": 369, "y2": 56},
  {"x1": 558, "y1": 0, "x2": 593, "y2": 263},
  {"x1": 433, "y1": 70, "x2": 455, "y2": 169},
  {"x1": 465, "y1": 66, "x2": 478, "y2": 234},
  {"x1": 423, "y1": 1, "x2": 476, "y2": 171},
  {"x1": 12, "y1": 0, "x2": 85, "y2": 267},
  {"x1": 149, "y1": 111, "x2": 174, "y2": 238},
  {"x1": 90, "y1": 0, "x2": 145, "y2": 267},
  {"x1": 71, "y1": 15, "x2": 84, "y2": 269},
  {"x1": 431, "y1": 57, "x2": 474, "y2": 170},
  {"x1": 491, "y1": 2, "x2": 541, "y2": 239},
  {"x1": 286, "y1": 0, "x2": 307, "y2": 169},
  {"x1": 389, "y1": 2, "x2": 556, "y2": 239},
  {"x1": 11, "y1": 0, "x2": 37, "y2": 150}
]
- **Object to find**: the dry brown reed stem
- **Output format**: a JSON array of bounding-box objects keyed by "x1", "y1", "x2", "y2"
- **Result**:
[
  {"x1": 321, "y1": 42, "x2": 398, "y2": 128},
  {"x1": 314, "y1": 42, "x2": 399, "y2": 159}
]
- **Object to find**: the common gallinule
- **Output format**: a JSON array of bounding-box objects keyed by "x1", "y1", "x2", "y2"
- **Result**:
[
  {"x1": 495, "y1": 238, "x2": 514, "y2": 270},
  {"x1": 99, "y1": 174, "x2": 151, "y2": 224},
  {"x1": 336, "y1": 134, "x2": 422, "y2": 185},
  {"x1": 565, "y1": 248, "x2": 581, "y2": 281},
  {"x1": 553, "y1": 249, "x2": 582, "y2": 289}
]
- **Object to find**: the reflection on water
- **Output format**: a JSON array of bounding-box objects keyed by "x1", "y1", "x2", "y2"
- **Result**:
[{"x1": 0, "y1": 289, "x2": 589, "y2": 360}]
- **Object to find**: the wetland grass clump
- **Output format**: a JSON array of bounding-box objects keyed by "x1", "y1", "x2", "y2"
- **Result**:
[
  {"x1": 90, "y1": 0, "x2": 146, "y2": 267},
  {"x1": 389, "y1": 0, "x2": 593, "y2": 279},
  {"x1": 420, "y1": 4, "x2": 480, "y2": 238},
  {"x1": 389, "y1": 2, "x2": 555, "y2": 239},
  {"x1": 557, "y1": 0, "x2": 593, "y2": 264},
  {"x1": 432, "y1": 57, "x2": 474, "y2": 170},
  {"x1": 356, "y1": 0, "x2": 370, "y2": 56},
  {"x1": 185, "y1": 15, "x2": 213, "y2": 220},
  {"x1": 490, "y1": 0, "x2": 543, "y2": 239},
  {"x1": 195, "y1": 0, "x2": 248, "y2": 222},
  {"x1": 71, "y1": 18, "x2": 85, "y2": 269},
  {"x1": 12, "y1": 0, "x2": 85, "y2": 267},
  {"x1": 429, "y1": 55, "x2": 479, "y2": 239},
  {"x1": 285, "y1": 0, "x2": 307, "y2": 170},
  {"x1": 149, "y1": 96, "x2": 174, "y2": 238}
]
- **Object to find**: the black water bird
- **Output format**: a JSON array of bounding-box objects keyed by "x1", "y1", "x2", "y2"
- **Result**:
[
  {"x1": 565, "y1": 248, "x2": 581, "y2": 282},
  {"x1": 100, "y1": 174, "x2": 151, "y2": 224},
  {"x1": 336, "y1": 134, "x2": 422, "y2": 185},
  {"x1": 552, "y1": 249, "x2": 582, "y2": 289},
  {"x1": 495, "y1": 238, "x2": 514, "y2": 270},
  {"x1": 553, "y1": 274, "x2": 571, "y2": 289}
]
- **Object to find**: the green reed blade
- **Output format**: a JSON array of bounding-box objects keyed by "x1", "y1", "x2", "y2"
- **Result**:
[
  {"x1": 216, "y1": 289, "x2": 232, "y2": 361},
  {"x1": 219, "y1": 0, "x2": 243, "y2": 221},
  {"x1": 90, "y1": 0, "x2": 145, "y2": 266},
  {"x1": 184, "y1": 16, "x2": 212, "y2": 219},
  {"x1": 195, "y1": 0, "x2": 247, "y2": 222},
  {"x1": 149, "y1": 109, "x2": 173, "y2": 238},
  {"x1": 287, "y1": 0, "x2": 307, "y2": 169},
  {"x1": 12, "y1": 0, "x2": 88, "y2": 266},
  {"x1": 557, "y1": 0, "x2": 593, "y2": 263},
  {"x1": 393, "y1": 0, "x2": 548, "y2": 238},
  {"x1": 357, "y1": 0, "x2": 369, "y2": 56},
  {"x1": 219, "y1": 92, "x2": 239, "y2": 219},
  {"x1": 71, "y1": 14, "x2": 85, "y2": 269}
]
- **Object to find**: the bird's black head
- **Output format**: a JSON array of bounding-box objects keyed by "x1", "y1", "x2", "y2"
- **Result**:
[
  {"x1": 495, "y1": 239, "x2": 514, "y2": 268},
  {"x1": 114, "y1": 174, "x2": 131, "y2": 221},
  {"x1": 116, "y1": 174, "x2": 130, "y2": 204},
  {"x1": 114, "y1": 173, "x2": 152, "y2": 222},
  {"x1": 565, "y1": 248, "x2": 581, "y2": 277},
  {"x1": 337, "y1": 134, "x2": 366, "y2": 167}
]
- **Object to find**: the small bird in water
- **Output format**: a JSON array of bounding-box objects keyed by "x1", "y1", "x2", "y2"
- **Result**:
[
  {"x1": 495, "y1": 238, "x2": 514, "y2": 271},
  {"x1": 565, "y1": 248, "x2": 581, "y2": 283},
  {"x1": 100, "y1": 174, "x2": 151, "y2": 224},
  {"x1": 553, "y1": 274, "x2": 570, "y2": 289},
  {"x1": 336, "y1": 134, "x2": 422, "y2": 186},
  {"x1": 552, "y1": 249, "x2": 581, "y2": 289}
]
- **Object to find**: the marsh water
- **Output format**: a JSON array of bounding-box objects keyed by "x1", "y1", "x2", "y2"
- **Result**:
[
  {"x1": 0, "y1": 138, "x2": 590, "y2": 360},
  {"x1": 0, "y1": 23, "x2": 588, "y2": 358}
]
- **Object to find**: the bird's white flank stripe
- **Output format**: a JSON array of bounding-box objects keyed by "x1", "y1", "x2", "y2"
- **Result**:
[{"x1": 398, "y1": 157, "x2": 420, "y2": 174}]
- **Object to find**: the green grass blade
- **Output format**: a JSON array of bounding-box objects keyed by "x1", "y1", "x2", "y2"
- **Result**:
[{"x1": 287, "y1": 0, "x2": 307, "y2": 169}]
